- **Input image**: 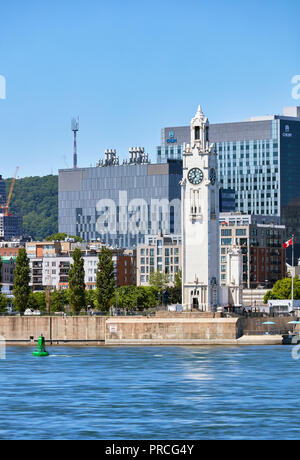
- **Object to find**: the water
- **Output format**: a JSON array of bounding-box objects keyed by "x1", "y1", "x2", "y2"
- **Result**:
[{"x1": 0, "y1": 345, "x2": 299, "y2": 440}]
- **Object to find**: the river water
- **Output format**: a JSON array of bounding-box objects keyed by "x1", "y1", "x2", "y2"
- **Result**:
[{"x1": 0, "y1": 345, "x2": 299, "y2": 440}]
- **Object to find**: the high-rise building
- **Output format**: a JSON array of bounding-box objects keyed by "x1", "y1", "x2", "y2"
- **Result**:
[
  {"x1": 0, "y1": 215, "x2": 23, "y2": 241},
  {"x1": 59, "y1": 149, "x2": 182, "y2": 249},
  {"x1": 157, "y1": 107, "x2": 300, "y2": 261},
  {"x1": 0, "y1": 175, "x2": 6, "y2": 205}
]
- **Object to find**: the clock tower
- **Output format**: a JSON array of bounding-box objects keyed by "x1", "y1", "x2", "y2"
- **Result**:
[{"x1": 181, "y1": 106, "x2": 219, "y2": 311}]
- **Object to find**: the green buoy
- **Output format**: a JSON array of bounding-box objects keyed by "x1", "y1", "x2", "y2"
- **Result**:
[{"x1": 33, "y1": 334, "x2": 49, "y2": 357}]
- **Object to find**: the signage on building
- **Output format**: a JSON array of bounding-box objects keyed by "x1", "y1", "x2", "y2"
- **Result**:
[
  {"x1": 282, "y1": 125, "x2": 292, "y2": 137},
  {"x1": 166, "y1": 130, "x2": 177, "y2": 144}
]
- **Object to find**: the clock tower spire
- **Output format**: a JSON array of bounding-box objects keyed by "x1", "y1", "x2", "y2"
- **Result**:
[{"x1": 181, "y1": 106, "x2": 219, "y2": 311}]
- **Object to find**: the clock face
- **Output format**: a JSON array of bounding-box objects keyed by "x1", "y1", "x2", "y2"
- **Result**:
[
  {"x1": 188, "y1": 168, "x2": 203, "y2": 185},
  {"x1": 209, "y1": 168, "x2": 216, "y2": 185}
]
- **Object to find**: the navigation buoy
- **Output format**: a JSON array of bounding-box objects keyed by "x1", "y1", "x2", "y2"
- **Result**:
[{"x1": 33, "y1": 334, "x2": 49, "y2": 357}]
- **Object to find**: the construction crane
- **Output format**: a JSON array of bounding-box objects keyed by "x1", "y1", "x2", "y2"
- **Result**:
[{"x1": 0, "y1": 167, "x2": 19, "y2": 216}]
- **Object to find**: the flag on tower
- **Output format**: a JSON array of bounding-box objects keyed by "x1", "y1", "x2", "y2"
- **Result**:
[{"x1": 283, "y1": 237, "x2": 293, "y2": 249}]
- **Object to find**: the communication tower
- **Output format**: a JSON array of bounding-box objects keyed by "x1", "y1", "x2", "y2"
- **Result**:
[{"x1": 71, "y1": 117, "x2": 79, "y2": 168}]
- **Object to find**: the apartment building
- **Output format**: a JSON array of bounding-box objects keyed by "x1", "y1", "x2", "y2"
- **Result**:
[
  {"x1": 26, "y1": 241, "x2": 135, "y2": 291},
  {"x1": 136, "y1": 234, "x2": 181, "y2": 286},
  {"x1": 219, "y1": 213, "x2": 286, "y2": 288}
]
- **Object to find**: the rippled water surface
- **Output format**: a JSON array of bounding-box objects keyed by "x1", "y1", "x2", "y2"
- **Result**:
[{"x1": 0, "y1": 346, "x2": 299, "y2": 440}]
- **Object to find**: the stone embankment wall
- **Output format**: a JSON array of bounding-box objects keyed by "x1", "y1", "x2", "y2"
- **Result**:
[
  {"x1": 0, "y1": 313, "x2": 242, "y2": 345},
  {"x1": 0, "y1": 316, "x2": 106, "y2": 344},
  {"x1": 240, "y1": 317, "x2": 294, "y2": 335},
  {"x1": 105, "y1": 316, "x2": 241, "y2": 345},
  {"x1": 2, "y1": 312, "x2": 291, "y2": 345}
]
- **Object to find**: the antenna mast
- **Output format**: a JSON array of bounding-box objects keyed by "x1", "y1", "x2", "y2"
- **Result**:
[{"x1": 71, "y1": 117, "x2": 79, "y2": 168}]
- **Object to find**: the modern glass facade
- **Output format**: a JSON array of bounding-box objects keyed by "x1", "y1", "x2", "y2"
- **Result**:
[
  {"x1": 0, "y1": 176, "x2": 6, "y2": 205},
  {"x1": 0, "y1": 215, "x2": 23, "y2": 240},
  {"x1": 157, "y1": 145, "x2": 183, "y2": 163},
  {"x1": 59, "y1": 160, "x2": 182, "y2": 248},
  {"x1": 219, "y1": 188, "x2": 235, "y2": 213},
  {"x1": 214, "y1": 119, "x2": 279, "y2": 217}
]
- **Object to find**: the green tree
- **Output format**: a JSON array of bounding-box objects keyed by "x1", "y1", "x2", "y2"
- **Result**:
[
  {"x1": 168, "y1": 286, "x2": 182, "y2": 304},
  {"x1": 264, "y1": 277, "x2": 300, "y2": 304},
  {"x1": 137, "y1": 286, "x2": 159, "y2": 310},
  {"x1": 149, "y1": 270, "x2": 170, "y2": 306},
  {"x1": 68, "y1": 248, "x2": 86, "y2": 314},
  {"x1": 96, "y1": 247, "x2": 115, "y2": 312},
  {"x1": 149, "y1": 271, "x2": 170, "y2": 291},
  {"x1": 0, "y1": 295, "x2": 8, "y2": 313},
  {"x1": 0, "y1": 258, "x2": 6, "y2": 312},
  {"x1": 114, "y1": 285, "x2": 159, "y2": 311},
  {"x1": 27, "y1": 292, "x2": 39, "y2": 311},
  {"x1": 174, "y1": 269, "x2": 182, "y2": 289},
  {"x1": 86, "y1": 289, "x2": 97, "y2": 310},
  {"x1": 115, "y1": 286, "x2": 137, "y2": 310},
  {"x1": 0, "y1": 257, "x2": 2, "y2": 292},
  {"x1": 50, "y1": 290, "x2": 67, "y2": 313},
  {"x1": 45, "y1": 233, "x2": 83, "y2": 242},
  {"x1": 13, "y1": 247, "x2": 31, "y2": 313},
  {"x1": 6, "y1": 175, "x2": 58, "y2": 240},
  {"x1": 33, "y1": 292, "x2": 46, "y2": 312}
]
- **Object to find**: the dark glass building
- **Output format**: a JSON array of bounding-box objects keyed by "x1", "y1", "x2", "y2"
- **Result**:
[
  {"x1": 219, "y1": 188, "x2": 235, "y2": 212},
  {"x1": 0, "y1": 175, "x2": 6, "y2": 205}
]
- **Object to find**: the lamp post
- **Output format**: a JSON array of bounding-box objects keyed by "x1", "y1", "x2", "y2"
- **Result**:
[
  {"x1": 114, "y1": 261, "x2": 118, "y2": 314},
  {"x1": 291, "y1": 235, "x2": 295, "y2": 312},
  {"x1": 135, "y1": 266, "x2": 140, "y2": 312}
]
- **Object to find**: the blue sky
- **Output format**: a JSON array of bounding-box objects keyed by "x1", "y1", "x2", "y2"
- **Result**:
[{"x1": 0, "y1": 0, "x2": 299, "y2": 178}]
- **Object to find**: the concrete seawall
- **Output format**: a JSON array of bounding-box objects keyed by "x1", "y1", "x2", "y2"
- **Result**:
[
  {"x1": 105, "y1": 317, "x2": 241, "y2": 345},
  {"x1": 0, "y1": 314, "x2": 285, "y2": 346},
  {"x1": 0, "y1": 316, "x2": 106, "y2": 345}
]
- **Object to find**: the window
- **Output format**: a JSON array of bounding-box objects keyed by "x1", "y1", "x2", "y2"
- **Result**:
[
  {"x1": 221, "y1": 229, "x2": 232, "y2": 236},
  {"x1": 221, "y1": 238, "x2": 232, "y2": 245}
]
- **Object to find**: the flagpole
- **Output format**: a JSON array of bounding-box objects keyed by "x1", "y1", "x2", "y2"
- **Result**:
[{"x1": 292, "y1": 234, "x2": 294, "y2": 311}]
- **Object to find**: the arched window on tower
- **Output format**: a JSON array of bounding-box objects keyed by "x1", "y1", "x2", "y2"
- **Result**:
[{"x1": 195, "y1": 126, "x2": 200, "y2": 140}]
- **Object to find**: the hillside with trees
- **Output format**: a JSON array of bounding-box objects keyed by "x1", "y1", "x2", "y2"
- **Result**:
[{"x1": 5, "y1": 175, "x2": 58, "y2": 240}]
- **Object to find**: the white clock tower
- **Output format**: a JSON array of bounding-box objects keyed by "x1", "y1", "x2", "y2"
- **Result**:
[{"x1": 181, "y1": 106, "x2": 219, "y2": 311}]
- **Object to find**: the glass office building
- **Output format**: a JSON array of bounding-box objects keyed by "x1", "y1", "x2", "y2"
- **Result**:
[
  {"x1": 0, "y1": 176, "x2": 6, "y2": 205},
  {"x1": 156, "y1": 107, "x2": 300, "y2": 261},
  {"x1": 59, "y1": 159, "x2": 182, "y2": 249}
]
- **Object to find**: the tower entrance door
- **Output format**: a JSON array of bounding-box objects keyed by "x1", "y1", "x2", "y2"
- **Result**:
[{"x1": 192, "y1": 298, "x2": 199, "y2": 310}]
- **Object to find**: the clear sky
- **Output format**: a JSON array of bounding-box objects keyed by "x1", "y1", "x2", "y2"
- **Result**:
[{"x1": 0, "y1": 0, "x2": 299, "y2": 178}]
